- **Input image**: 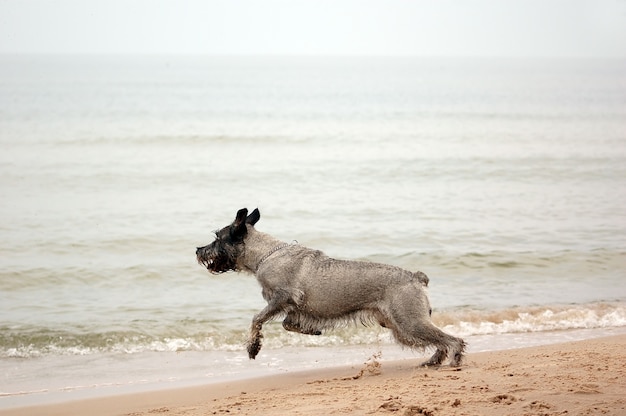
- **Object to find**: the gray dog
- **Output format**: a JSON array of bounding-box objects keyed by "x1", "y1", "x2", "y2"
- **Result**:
[{"x1": 196, "y1": 208, "x2": 465, "y2": 367}]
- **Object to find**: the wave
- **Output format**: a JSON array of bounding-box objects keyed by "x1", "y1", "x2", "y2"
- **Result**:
[
  {"x1": 433, "y1": 302, "x2": 626, "y2": 336},
  {"x1": 2, "y1": 302, "x2": 623, "y2": 358}
]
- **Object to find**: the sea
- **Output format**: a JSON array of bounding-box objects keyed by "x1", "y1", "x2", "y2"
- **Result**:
[{"x1": 1, "y1": 55, "x2": 625, "y2": 407}]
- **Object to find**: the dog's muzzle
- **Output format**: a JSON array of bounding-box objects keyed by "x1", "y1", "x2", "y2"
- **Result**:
[{"x1": 196, "y1": 246, "x2": 213, "y2": 270}]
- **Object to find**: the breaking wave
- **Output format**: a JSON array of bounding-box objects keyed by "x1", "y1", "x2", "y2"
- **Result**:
[
  {"x1": 434, "y1": 302, "x2": 626, "y2": 336},
  {"x1": 2, "y1": 302, "x2": 624, "y2": 358}
]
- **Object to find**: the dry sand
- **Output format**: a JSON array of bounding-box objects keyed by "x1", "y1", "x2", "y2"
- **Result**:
[{"x1": 2, "y1": 335, "x2": 625, "y2": 416}]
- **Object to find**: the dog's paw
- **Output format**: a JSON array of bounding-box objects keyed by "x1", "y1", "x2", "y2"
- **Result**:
[
  {"x1": 419, "y1": 349, "x2": 446, "y2": 368},
  {"x1": 419, "y1": 360, "x2": 442, "y2": 368},
  {"x1": 302, "y1": 327, "x2": 322, "y2": 336},
  {"x1": 449, "y1": 352, "x2": 464, "y2": 367},
  {"x1": 247, "y1": 338, "x2": 262, "y2": 359}
]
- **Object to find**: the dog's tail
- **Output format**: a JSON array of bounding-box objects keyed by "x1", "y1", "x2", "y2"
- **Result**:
[{"x1": 413, "y1": 271, "x2": 429, "y2": 287}]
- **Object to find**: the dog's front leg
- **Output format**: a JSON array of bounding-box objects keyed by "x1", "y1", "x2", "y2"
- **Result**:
[{"x1": 247, "y1": 290, "x2": 289, "y2": 359}]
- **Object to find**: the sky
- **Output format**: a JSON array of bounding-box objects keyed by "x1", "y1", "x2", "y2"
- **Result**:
[{"x1": 0, "y1": 0, "x2": 625, "y2": 57}]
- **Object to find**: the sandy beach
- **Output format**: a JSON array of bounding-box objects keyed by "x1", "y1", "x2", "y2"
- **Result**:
[{"x1": 2, "y1": 334, "x2": 624, "y2": 416}]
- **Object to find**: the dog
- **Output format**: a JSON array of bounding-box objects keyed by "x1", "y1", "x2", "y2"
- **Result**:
[{"x1": 196, "y1": 208, "x2": 465, "y2": 367}]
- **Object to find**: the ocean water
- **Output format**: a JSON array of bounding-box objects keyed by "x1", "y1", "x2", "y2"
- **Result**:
[{"x1": 1, "y1": 55, "x2": 625, "y2": 405}]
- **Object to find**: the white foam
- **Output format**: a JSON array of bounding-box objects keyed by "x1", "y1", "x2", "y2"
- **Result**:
[{"x1": 439, "y1": 303, "x2": 626, "y2": 337}]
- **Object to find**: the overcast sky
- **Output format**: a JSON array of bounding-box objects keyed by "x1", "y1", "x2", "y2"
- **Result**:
[{"x1": 0, "y1": 0, "x2": 624, "y2": 57}]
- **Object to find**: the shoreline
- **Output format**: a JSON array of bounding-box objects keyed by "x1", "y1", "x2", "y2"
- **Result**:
[
  {"x1": 2, "y1": 326, "x2": 625, "y2": 409},
  {"x1": 2, "y1": 333, "x2": 625, "y2": 415}
]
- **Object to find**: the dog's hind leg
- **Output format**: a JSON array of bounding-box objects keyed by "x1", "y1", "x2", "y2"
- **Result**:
[
  {"x1": 387, "y1": 318, "x2": 453, "y2": 367},
  {"x1": 282, "y1": 312, "x2": 322, "y2": 335},
  {"x1": 411, "y1": 325, "x2": 465, "y2": 367},
  {"x1": 247, "y1": 290, "x2": 290, "y2": 359},
  {"x1": 446, "y1": 336, "x2": 466, "y2": 367},
  {"x1": 383, "y1": 291, "x2": 466, "y2": 367},
  {"x1": 419, "y1": 332, "x2": 466, "y2": 367}
]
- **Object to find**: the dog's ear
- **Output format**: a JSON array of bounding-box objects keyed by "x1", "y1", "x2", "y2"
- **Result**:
[
  {"x1": 234, "y1": 208, "x2": 248, "y2": 223},
  {"x1": 246, "y1": 208, "x2": 260, "y2": 226},
  {"x1": 231, "y1": 208, "x2": 248, "y2": 240}
]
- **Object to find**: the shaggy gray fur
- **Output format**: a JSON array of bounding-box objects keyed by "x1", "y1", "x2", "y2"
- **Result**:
[{"x1": 196, "y1": 208, "x2": 465, "y2": 367}]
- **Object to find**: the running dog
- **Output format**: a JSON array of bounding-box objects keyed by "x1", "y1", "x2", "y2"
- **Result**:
[{"x1": 196, "y1": 208, "x2": 465, "y2": 367}]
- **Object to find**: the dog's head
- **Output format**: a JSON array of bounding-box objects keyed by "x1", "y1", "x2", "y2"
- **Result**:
[{"x1": 196, "y1": 208, "x2": 260, "y2": 274}]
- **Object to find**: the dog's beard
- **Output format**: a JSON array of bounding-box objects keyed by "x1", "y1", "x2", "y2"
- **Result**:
[
  {"x1": 197, "y1": 245, "x2": 239, "y2": 274},
  {"x1": 198, "y1": 255, "x2": 233, "y2": 274}
]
